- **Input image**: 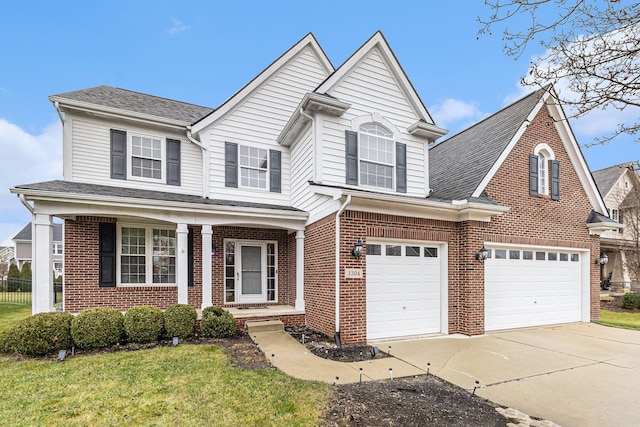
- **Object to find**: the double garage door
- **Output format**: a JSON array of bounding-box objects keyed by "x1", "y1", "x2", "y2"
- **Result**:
[
  {"x1": 485, "y1": 246, "x2": 584, "y2": 331},
  {"x1": 366, "y1": 241, "x2": 444, "y2": 340}
]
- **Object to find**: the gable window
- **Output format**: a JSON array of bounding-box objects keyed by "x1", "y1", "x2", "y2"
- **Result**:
[
  {"x1": 530, "y1": 144, "x2": 559, "y2": 200},
  {"x1": 239, "y1": 145, "x2": 268, "y2": 189},
  {"x1": 119, "y1": 225, "x2": 176, "y2": 285},
  {"x1": 359, "y1": 123, "x2": 394, "y2": 189},
  {"x1": 609, "y1": 208, "x2": 619, "y2": 223}
]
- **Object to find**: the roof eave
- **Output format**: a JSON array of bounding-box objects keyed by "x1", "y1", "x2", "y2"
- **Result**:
[{"x1": 407, "y1": 121, "x2": 448, "y2": 143}]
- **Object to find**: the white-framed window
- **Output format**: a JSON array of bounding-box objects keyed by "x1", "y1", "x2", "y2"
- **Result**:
[
  {"x1": 130, "y1": 134, "x2": 164, "y2": 181},
  {"x1": 118, "y1": 225, "x2": 176, "y2": 286},
  {"x1": 239, "y1": 145, "x2": 268, "y2": 189},
  {"x1": 52, "y1": 243, "x2": 63, "y2": 255},
  {"x1": 359, "y1": 123, "x2": 394, "y2": 189},
  {"x1": 538, "y1": 151, "x2": 548, "y2": 195},
  {"x1": 609, "y1": 208, "x2": 620, "y2": 222}
]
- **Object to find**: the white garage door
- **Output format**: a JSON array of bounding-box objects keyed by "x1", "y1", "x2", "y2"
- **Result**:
[
  {"x1": 366, "y1": 242, "x2": 442, "y2": 340},
  {"x1": 485, "y1": 247, "x2": 583, "y2": 331}
]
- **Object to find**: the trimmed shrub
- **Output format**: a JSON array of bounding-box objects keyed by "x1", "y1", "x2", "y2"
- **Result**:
[
  {"x1": 20, "y1": 262, "x2": 32, "y2": 280},
  {"x1": 124, "y1": 306, "x2": 164, "y2": 343},
  {"x1": 164, "y1": 304, "x2": 197, "y2": 339},
  {"x1": 0, "y1": 330, "x2": 17, "y2": 354},
  {"x1": 11, "y1": 312, "x2": 73, "y2": 356},
  {"x1": 200, "y1": 307, "x2": 235, "y2": 338},
  {"x1": 71, "y1": 308, "x2": 124, "y2": 349},
  {"x1": 621, "y1": 292, "x2": 640, "y2": 310}
]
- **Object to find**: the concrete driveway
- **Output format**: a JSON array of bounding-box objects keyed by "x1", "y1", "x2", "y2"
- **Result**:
[{"x1": 376, "y1": 323, "x2": 640, "y2": 427}]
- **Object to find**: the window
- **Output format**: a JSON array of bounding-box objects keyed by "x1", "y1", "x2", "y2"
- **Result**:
[
  {"x1": 538, "y1": 152, "x2": 549, "y2": 195},
  {"x1": 52, "y1": 243, "x2": 63, "y2": 255},
  {"x1": 53, "y1": 261, "x2": 63, "y2": 272},
  {"x1": 366, "y1": 244, "x2": 381, "y2": 256},
  {"x1": 131, "y1": 135, "x2": 163, "y2": 180},
  {"x1": 359, "y1": 123, "x2": 394, "y2": 189},
  {"x1": 509, "y1": 250, "x2": 520, "y2": 260},
  {"x1": 120, "y1": 226, "x2": 175, "y2": 285},
  {"x1": 424, "y1": 247, "x2": 438, "y2": 258},
  {"x1": 531, "y1": 144, "x2": 559, "y2": 200},
  {"x1": 239, "y1": 145, "x2": 268, "y2": 189},
  {"x1": 609, "y1": 208, "x2": 619, "y2": 222},
  {"x1": 548, "y1": 252, "x2": 558, "y2": 261},
  {"x1": 406, "y1": 246, "x2": 420, "y2": 257},
  {"x1": 495, "y1": 249, "x2": 507, "y2": 259},
  {"x1": 571, "y1": 254, "x2": 580, "y2": 262},
  {"x1": 386, "y1": 245, "x2": 401, "y2": 256},
  {"x1": 536, "y1": 251, "x2": 546, "y2": 260},
  {"x1": 523, "y1": 251, "x2": 533, "y2": 260},
  {"x1": 560, "y1": 253, "x2": 569, "y2": 261}
]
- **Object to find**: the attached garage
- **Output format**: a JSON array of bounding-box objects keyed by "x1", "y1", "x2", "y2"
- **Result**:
[
  {"x1": 484, "y1": 245, "x2": 589, "y2": 331},
  {"x1": 366, "y1": 241, "x2": 447, "y2": 340}
]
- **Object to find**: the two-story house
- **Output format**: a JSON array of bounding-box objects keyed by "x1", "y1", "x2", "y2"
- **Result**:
[
  {"x1": 593, "y1": 162, "x2": 640, "y2": 292},
  {"x1": 12, "y1": 222, "x2": 64, "y2": 277},
  {"x1": 11, "y1": 32, "x2": 617, "y2": 343}
]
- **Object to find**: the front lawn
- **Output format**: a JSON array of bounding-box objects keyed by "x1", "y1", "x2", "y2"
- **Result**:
[
  {"x1": 0, "y1": 345, "x2": 330, "y2": 426},
  {"x1": 0, "y1": 303, "x2": 31, "y2": 332},
  {"x1": 597, "y1": 310, "x2": 640, "y2": 330}
]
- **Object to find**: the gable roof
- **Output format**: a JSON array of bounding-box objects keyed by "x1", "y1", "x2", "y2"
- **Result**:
[
  {"x1": 429, "y1": 88, "x2": 546, "y2": 200},
  {"x1": 50, "y1": 85, "x2": 214, "y2": 124},
  {"x1": 315, "y1": 31, "x2": 435, "y2": 125},
  {"x1": 191, "y1": 33, "x2": 334, "y2": 133},
  {"x1": 13, "y1": 222, "x2": 63, "y2": 242},
  {"x1": 592, "y1": 162, "x2": 635, "y2": 198}
]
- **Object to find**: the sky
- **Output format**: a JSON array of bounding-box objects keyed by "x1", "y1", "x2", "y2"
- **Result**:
[{"x1": 0, "y1": 1, "x2": 637, "y2": 245}]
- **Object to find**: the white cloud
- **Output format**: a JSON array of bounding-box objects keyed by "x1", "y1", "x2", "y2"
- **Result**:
[
  {"x1": 166, "y1": 19, "x2": 191, "y2": 36},
  {"x1": 0, "y1": 118, "x2": 62, "y2": 243},
  {"x1": 429, "y1": 98, "x2": 486, "y2": 134}
]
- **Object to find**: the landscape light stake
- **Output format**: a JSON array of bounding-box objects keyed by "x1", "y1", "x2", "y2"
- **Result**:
[
  {"x1": 271, "y1": 354, "x2": 275, "y2": 366},
  {"x1": 472, "y1": 380, "x2": 480, "y2": 395},
  {"x1": 58, "y1": 350, "x2": 66, "y2": 361},
  {"x1": 388, "y1": 345, "x2": 391, "y2": 355},
  {"x1": 426, "y1": 362, "x2": 430, "y2": 375},
  {"x1": 389, "y1": 368, "x2": 393, "y2": 380},
  {"x1": 302, "y1": 333, "x2": 305, "y2": 345},
  {"x1": 333, "y1": 376, "x2": 339, "y2": 386},
  {"x1": 172, "y1": 337, "x2": 179, "y2": 346},
  {"x1": 359, "y1": 368, "x2": 363, "y2": 383}
]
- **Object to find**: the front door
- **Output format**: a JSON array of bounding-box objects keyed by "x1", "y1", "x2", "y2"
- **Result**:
[{"x1": 238, "y1": 243, "x2": 266, "y2": 303}]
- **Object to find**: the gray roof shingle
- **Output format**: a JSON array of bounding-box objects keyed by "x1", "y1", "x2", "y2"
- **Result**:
[
  {"x1": 13, "y1": 222, "x2": 63, "y2": 241},
  {"x1": 429, "y1": 88, "x2": 546, "y2": 200},
  {"x1": 51, "y1": 86, "x2": 214, "y2": 123},
  {"x1": 592, "y1": 162, "x2": 633, "y2": 198},
  {"x1": 13, "y1": 180, "x2": 303, "y2": 212}
]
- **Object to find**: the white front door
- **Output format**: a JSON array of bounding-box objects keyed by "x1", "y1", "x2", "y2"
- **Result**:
[{"x1": 238, "y1": 243, "x2": 266, "y2": 303}]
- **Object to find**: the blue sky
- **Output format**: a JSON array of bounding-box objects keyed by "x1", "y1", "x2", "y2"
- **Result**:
[{"x1": 0, "y1": 1, "x2": 637, "y2": 244}]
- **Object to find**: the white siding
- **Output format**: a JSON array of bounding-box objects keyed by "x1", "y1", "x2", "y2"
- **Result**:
[
  {"x1": 204, "y1": 46, "x2": 329, "y2": 205},
  {"x1": 290, "y1": 126, "x2": 317, "y2": 210},
  {"x1": 69, "y1": 114, "x2": 203, "y2": 196},
  {"x1": 319, "y1": 48, "x2": 429, "y2": 197}
]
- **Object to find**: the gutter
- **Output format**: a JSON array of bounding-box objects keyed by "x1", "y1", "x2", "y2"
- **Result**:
[
  {"x1": 18, "y1": 194, "x2": 34, "y2": 214},
  {"x1": 334, "y1": 195, "x2": 352, "y2": 344},
  {"x1": 53, "y1": 101, "x2": 64, "y2": 124},
  {"x1": 186, "y1": 126, "x2": 210, "y2": 198}
]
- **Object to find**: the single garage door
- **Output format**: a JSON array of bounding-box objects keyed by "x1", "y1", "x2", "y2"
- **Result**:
[
  {"x1": 366, "y1": 242, "x2": 443, "y2": 340},
  {"x1": 485, "y1": 247, "x2": 583, "y2": 331}
]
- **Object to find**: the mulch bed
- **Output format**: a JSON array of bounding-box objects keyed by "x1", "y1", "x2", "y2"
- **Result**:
[{"x1": 601, "y1": 294, "x2": 640, "y2": 313}]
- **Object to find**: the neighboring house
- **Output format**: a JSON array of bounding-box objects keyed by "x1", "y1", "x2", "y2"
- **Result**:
[
  {"x1": 12, "y1": 222, "x2": 64, "y2": 277},
  {"x1": 0, "y1": 246, "x2": 13, "y2": 277},
  {"x1": 593, "y1": 162, "x2": 640, "y2": 292},
  {"x1": 11, "y1": 32, "x2": 617, "y2": 343}
]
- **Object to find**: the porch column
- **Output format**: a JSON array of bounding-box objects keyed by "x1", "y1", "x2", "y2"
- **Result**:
[
  {"x1": 201, "y1": 225, "x2": 213, "y2": 310},
  {"x1": 295, "y1": 230, "x2": 305, "y2": 310},
  {"x1": 32, "y1": 213, "x2": 53, "y2": 314},
  {"x1": 176, "y1": 223, "x2": 189, "y2": 305}
]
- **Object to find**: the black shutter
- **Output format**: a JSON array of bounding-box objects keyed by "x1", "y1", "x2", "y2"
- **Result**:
[
  {"x1": 345, "y1": 130, "x2": 358, "y2": 185},
  {"x1": 110, "y1": 130, "x2": 127, "y2": 180},
  {"x1": 396, "y1": 142, "x2": 407, "y2": 193},
  {"x1": 551, "y1": 160, "x2": 560, "y2": 200},
  {"x1": 188, "y1": 228, "x2": 194, "y2": 286},
  {"x1": 166, "y1": 138, "x2": 181, "y2": 186},
  {"x1": 529, "y1": 154, "x2": 539, "y2": 196},
  {"x1": 619, "y1": 210, "x2": 624, "y2": 233},
  {"x1": 225, "y1": 142, "x2": 238, "y2": 188},
  {"x1": 269, "y1": 149, "x2": 281, "y2": 193},
  {"x1": 99, "y1": 222, "x2": 116, "y2": 288}
]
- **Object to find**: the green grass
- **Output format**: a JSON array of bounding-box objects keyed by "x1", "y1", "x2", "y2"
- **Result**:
[
  {"x1": 0, "y1": 303, "x2": 31, "y2": 332},
  {"x1": 0, "y1": 345, "x2": 330, "y2": 426},
  {"x1": 597, "y1": 310, "x2": 640, "y2": 330}
]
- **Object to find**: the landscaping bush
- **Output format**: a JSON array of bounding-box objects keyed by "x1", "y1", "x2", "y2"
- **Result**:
[
  {"x1": 164, "y1": 304, "x2": 197, "y2": 339},
  {"x1": 199, "y1": 306, "x2": 235, "y2": 338},
  {"x1": 621, "y1": 292, "x2": 640, "y2": 310},
  {"x1": 71, "y1": 308, "x2": 124, "y2": 349},
  {"x1": 0, "y1": 330, "x2": 17, "y2": 354},
  {"x1": 11, "y1": 312, "x2": 73, "y2": 356},
  {"x1": 123, "y1": 306, "x2": 164, "y2": 343}
]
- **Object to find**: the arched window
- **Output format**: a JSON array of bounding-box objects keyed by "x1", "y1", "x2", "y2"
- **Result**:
[
  {"x1": 538, "y1": 150, "x2": 549, "y2": 195},
  {"x1": 359, "y1": 123, "x2": 394, "y2": 189},
  {"x1": 530, "y1": 144, "x2": 560, "y2": 200}
]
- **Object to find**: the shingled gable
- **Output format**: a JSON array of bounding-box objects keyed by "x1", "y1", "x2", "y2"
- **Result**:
[
  {"x1": 49, "y1": 85, "x2": 214, "y2": 124},
  {"x1": 592, "y1": 162, "x2": 635, "y2": 199},
  {"x1": 429, "y1": 88, "x2": 545, "y2": 201},
  {"x1": 190, "y1": 33, "x2": 334, "y2": 134}
]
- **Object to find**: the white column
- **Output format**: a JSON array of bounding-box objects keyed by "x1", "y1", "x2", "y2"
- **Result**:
[
  {"x1": 201, "y1": 225, "x2": 213, "y2": 310},
  {"x1": 295, "y1": 230, "x2": 305, "y2": 311},
  {"x1": 176, "y1": 224, "x2": 189, "y2": 305},
  {"x1": 32, "y1": 214, "x2": 54, "y2": 313}
]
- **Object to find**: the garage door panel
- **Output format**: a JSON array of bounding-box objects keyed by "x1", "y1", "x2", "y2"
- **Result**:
[{"x1": 485, "y1": 248, "x2": 582, "y2": 331}]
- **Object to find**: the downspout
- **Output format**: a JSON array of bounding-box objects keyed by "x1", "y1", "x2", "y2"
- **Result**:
[
  {"x1": 335, "y1": 194, "x2": 352, "y2": 345},
  {"x1": 186, "y1": 126, "x2": 209, "y2": 198}
]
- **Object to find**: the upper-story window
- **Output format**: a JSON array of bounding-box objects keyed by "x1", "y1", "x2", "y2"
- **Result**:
[
  {"x1": 239, "y1": 145, "x2": 268, "y2": 189},
  {"x1": 131, "y1": 135, "x2": 163, "y2": 180},
  {"x1": 52, "y1": 243, "x2": 63, "y2": 255},
  {"x1": 359, "y1": 123, "x2": 394, "y2": 189},
  {"x1": 530, "y1": 144, "x2": 559, "y2": 200},
  {"x1": 609, "y1": 208, "x2": 619, "y2": 222}
]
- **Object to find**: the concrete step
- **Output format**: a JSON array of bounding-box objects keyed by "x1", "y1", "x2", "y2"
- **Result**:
[{"x1": 245, "y1": 319, "x2": 284, "y2": 334}]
